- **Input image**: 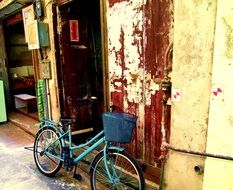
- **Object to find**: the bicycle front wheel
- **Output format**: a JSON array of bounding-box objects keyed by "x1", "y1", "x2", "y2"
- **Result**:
[
  {"x1": 33, "y1": 127, "x2": 63, "y2": 176},
  {"x1": 90, "y1": 149, "x2": 145, "y2": 190}
]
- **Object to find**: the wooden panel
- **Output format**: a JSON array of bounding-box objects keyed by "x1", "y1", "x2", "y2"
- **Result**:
[
  {"x1": 108, "y1": 0, "x2": 173, "y2": 167},
  {"x1": 2, "y1": 11, "x2": 22, "y2": 26},
  {"x1": 145, "y1": 0, "x2": 172, "y2": 165}
]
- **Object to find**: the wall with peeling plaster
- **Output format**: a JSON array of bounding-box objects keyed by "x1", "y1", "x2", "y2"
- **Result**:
[
  {"x1": 164, "y1": 0, "x2": 233, "y2": 189},
  {"x1": 43, "y1": 0, "x2": 61, "y2": 121},
  {"x1": 203, "y1": 0, "x2": 233, "y2": 189},
  {"x1": 163, "y1": 0, "x2": 216, "y2": 189}
]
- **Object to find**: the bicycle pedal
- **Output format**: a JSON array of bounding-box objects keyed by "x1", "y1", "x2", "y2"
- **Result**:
[{"x1": 73, "y1": 173, "x2": 82, "y2": 181}]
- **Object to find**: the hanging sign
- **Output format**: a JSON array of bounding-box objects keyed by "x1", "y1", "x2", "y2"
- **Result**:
[{"x1": 69, "y1": 20, "x2": 79, "y2": 42}]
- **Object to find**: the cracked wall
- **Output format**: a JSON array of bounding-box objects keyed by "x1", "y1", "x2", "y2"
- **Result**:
[{"x1": 163, "y1": 0, "x2": 217, "y2": 189}]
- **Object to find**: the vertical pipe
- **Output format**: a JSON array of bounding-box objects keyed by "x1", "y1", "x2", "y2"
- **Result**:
[
  {"x1": 161, "y1": 94, "x2": 167, "y2": 143},
  {"x1": 159, "y1": 161, "x2": 165, "y2": 190},
  {"x1": 159, "y1": 94, "x2": 168, "y2": 190}
]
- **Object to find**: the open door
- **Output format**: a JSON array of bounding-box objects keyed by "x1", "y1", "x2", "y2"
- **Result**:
[{"x1": 57, "y1": 0, "x2": 104, "y2": 141}]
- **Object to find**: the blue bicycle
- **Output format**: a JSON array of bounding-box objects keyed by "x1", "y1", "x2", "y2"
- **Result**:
[{"x1": 33, "y1": 109, "x2": 145, "y2": 189}]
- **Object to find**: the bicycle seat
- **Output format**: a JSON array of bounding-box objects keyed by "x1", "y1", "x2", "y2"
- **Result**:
[{"x1": 60, "y1": 118, "x2": 75, "y2": 126}]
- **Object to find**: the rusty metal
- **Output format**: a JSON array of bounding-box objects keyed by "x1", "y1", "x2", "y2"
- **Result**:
[
  {"x1": 158, "y1": 42, "x2": 173, "y2": 190},
  {"x1": 165, "y1": 144, "x2": 233, "y2": 161},
  {"x1": 158, "y1": 42, "x2": 172, "y2": 162}
]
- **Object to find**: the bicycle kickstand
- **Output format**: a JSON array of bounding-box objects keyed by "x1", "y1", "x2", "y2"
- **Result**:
[{"x1": 73, "y1": 165, "x2": 82, "y2": 181}]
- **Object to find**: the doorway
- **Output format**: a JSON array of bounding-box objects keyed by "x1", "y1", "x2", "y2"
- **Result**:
[
  {"x1": 57, "y1": 0, "x2": 105, "y2": 142},
  {"x1": 3, "y1": 18, "x2": 38, "y2": 120}
]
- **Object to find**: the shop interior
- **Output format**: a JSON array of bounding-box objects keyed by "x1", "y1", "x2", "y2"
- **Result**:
[{"x1": 4, "y1": 20, "x2": 38, "y2": 120}]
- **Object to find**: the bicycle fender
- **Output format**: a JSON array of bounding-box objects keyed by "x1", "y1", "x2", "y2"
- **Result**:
[
  {"x1": 108, "y1": 146, "x2": 124, "y2": 152},
  {"x1": 89, "y1": 146, "x2": 125, "y2": 173},
  {"x1": 36, "y1": 125, "x2": 65, "y2": 147}
]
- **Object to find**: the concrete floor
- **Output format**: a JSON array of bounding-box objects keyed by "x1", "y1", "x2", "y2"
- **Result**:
[
  {"x1": 2, "y1": 112, "x2": 157, "y2": 190},
  {"x1": 0, "y1": 122, "x2": 91, "y2": 190}
]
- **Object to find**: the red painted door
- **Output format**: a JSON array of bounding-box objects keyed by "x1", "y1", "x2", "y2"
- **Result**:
[
  {"x1": 57, "y1": 1, "x2": 104, "y2": 140},
  {"x1": 108, "y1": 0, "x2": 172, "y2": 167}
]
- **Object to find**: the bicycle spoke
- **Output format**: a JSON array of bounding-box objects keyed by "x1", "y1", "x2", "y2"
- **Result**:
[
  {"x1": 34, "y1": 127, "x2": 63, "y2": 176},
  {"x1": 90, "y1": 150, "x2": 145, "y2": 190}
]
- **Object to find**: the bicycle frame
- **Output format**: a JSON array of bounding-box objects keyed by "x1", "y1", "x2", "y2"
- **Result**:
[
  {"x1": 42, "y1": 125, "x2": 104, "y2": 163},
  {"x1": 41, "y1": 119, "x2": 124, "y2": 182}
]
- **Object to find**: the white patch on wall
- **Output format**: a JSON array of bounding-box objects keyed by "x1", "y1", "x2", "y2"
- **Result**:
[
  {"x1": 144, "y1": 73, "x2": 160, "y2": 105},
  {"x1": 126, "y1": 69, "x2": 144, "y2": 103}
]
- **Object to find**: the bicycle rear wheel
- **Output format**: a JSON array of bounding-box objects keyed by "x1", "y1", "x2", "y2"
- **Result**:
[
  {"x1": 33, "y1": 127, "x2": 63, "y2": 176},
  {"x1": 90, "y1": 149, "x2": 145, "y2": 190}
]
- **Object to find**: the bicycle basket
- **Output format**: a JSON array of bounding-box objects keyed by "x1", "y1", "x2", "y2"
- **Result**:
[{"x1": 102, "y1": 112, "x2": 138, "y2": 143}]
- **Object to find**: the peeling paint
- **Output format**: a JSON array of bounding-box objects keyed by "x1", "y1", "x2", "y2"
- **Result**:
[
  {"x1": 108, "y1": 0, "x2": 173, "y2": 166},
  {"x1": 108, "y1": 0, "x2": 130, "y2": 8},
  {"x1": 108, "y1": 0, "x2": 162, "y2": 106},
  {"x1": 108, "y1": 0, "x2": 144, "y2": 104}
]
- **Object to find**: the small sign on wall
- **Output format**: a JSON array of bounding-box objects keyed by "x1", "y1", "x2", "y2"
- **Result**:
[
  {"x1": 40, "y1": 59, "x2": 51, "y2": 79},
  {"x1": 211, "y1": 85, "x2": 224, "y2": 100},
  {"x1": 69, "y1": 20, "x2": 79, "y2": 42},
  {"x1": 172, "y1": 88, "x2": 182, "y2": 102}
]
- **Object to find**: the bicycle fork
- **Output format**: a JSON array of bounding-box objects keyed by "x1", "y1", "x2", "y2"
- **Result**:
[{"x1": 103, "y1": 142, "x2": 122, "y2": 185}]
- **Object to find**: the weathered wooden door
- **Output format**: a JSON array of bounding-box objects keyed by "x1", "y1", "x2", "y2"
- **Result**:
[
  {"x1": 57, "y1": 0, "x2": 104, "y2": 138},
  {"x1": 107, "y1": 0, "x2": 173, "y2": 182}
]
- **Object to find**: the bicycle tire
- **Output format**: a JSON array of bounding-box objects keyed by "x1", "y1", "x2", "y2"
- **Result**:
[
  {"x1": 90, "y1": 149, "x2": 145, "y2": 190},
  {"x1": 33, "y1": 127, "x2": 63, "y2": 176}
]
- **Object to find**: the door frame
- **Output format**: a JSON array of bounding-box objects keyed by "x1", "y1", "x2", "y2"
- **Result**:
[
  {"x1": 56, "y1": 0, "x2": 110, "y2": 114},
  {"x1": 99, "y1": 0, "x2": 109, "y2": 112}
]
